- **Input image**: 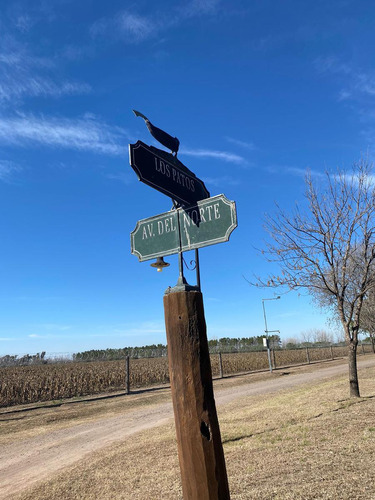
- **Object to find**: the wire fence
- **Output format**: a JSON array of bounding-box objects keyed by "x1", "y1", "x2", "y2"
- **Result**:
[{"x1": 1, "y1": 343, "x2": 374, "y2": 407}]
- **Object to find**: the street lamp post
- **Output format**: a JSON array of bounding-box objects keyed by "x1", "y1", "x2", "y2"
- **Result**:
[{"x1": 262, "y1": 296, "x2": 281, "y2": 373}]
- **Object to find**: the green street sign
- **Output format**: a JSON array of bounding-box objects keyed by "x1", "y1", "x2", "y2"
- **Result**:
[{"x1": 131, "y1": 194, "x2": 237, "y2": 262}]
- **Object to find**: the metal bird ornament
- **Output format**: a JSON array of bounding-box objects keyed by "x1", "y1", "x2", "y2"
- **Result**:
[{"x1": 133, "y1": 110, "x2": 180, "y2": 156}]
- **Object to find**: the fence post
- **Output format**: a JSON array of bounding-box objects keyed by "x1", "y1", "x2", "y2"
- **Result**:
[
  {"x1": 330, "y1": 346, "x2": 334, "y2": 360},
  {"x1": 306, "y1": 347, "x2": 310, "y2": 364},
  {"x1": 218, "y1": 352, "x2": 224, "y2": 379},
  {"x1": 362, "y1": 343, "x2": 365, "y2": 355},
  {"x1": 125, "y1": 355, "x2": 130, "y2": 394},
  {"x1": 272, "y1": 349, "x2": 276, "y2": 370}
]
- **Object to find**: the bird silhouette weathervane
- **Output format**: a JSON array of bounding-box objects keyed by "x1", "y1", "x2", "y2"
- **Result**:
[{"x1": 133, "y1": 110, "x2": 180, "y2": 156}]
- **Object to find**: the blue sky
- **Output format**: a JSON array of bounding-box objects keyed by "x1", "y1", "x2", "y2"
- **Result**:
[{"x1": 0, "y1": 0, "x2": 373, "y2": 355}]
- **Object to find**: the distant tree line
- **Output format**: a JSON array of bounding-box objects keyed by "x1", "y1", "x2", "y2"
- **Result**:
[
  {"x1": 72, "y1": 336, "x2": 283, "y2": 362},
  {"x1": 2, "y1": 330, "x2": 359, "y2": 367},
  {"x1": 207, "y1": 335, "x2": 282, "y2": 352},
  {"x1": 73, "y1": 344, "x2": 168, "y2": 362},
  {"x1": 0, "y1": 352, "x2": 47, "y2": 367}
]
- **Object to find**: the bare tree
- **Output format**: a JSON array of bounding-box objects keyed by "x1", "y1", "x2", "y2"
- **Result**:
[
  {"x1": 301, "y1": 328, "x2": 333, "y2": 345},
  {"x1": 259, "y1": 158, "x2": 375, "y2": 397},
  {"x1": 300, "y1": 329, "x2": 314, "y2": 344},
  {"x1": 358, "y1": 289, "x2": 375, "y2": 353}
]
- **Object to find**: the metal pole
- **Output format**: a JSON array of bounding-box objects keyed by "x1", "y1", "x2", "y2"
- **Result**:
[
  {"x1": 266, "y1": 343, "x2": 273, "y2": 373},
  {"x1": 261, "y1": 297, "x2": 280, "y2": 374},
  {"x1": 195, "y1": 248, "x2": 201, "y2": 291},
  {"x1": 262, "y1": 300, "x2": 269, "y2": 335},
  {"x1": 262, "y1": 300, "x2": 272, "y2": 373}
]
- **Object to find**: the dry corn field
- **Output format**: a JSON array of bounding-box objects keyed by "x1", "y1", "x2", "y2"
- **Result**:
[{"x1": 0, "y1": 345, "x2": 370, "y2": 407}]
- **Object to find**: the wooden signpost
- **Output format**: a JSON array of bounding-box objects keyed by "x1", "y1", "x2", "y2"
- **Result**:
[{"x1": 128, "y1": 114, "x2": 234, "y2": 500}]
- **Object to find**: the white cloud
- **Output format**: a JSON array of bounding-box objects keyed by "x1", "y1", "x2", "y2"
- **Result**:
[
  {"x1": 0, "y1": 114, "x2": 129, "y2": 156},
  {"x1": 106, "y1": 172, "x2": 133, "y2": 184},
  {"x1": 314, "y1": 56, "x2": 351, "y2": 76},
  {"x1": 180, "y1": 148, "x2": 246, "y2": 164},
  {"x1": 90, "y1": 1, "x2": 220, "y2": 43},
  {"x1": 38, "y1": 324, "x2": 72, "y2": 331},
  {"x1": 202, "y1": 175, "x2": 240, "y2": 187},
  {"x1": 15, "y1": 15, "x2": 34, "y2": 33},
  {"x1": 315, "y1": 56, "x2": 375, "y2": 101},
  {"x1": 91, "y1": 11, "x2": 158, "y2": 43},
  {"x1": 0, "y1": 34, "x2": 90, "y2": 105},
  {"x1": 0, "y1": 160, "x2": 22, "y2": 182},
  {"x1": 0, "y1": 75, "x2": 90, "y2": 103},
  {"x1": 179, "y1": 0, "x2": 220, "y2": 18},
  {"x1": 287, "y1": 166, "x2": 327, "y2": 179},
  {"x1": 225, "y1": 136, "x2": 256, "y2": 151},
  {"x1": 118, "y1": 12, "x2": 157, "y2": 42}
]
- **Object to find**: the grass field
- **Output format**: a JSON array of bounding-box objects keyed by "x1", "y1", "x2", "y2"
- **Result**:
[
  {"x1": 7, "y1": 361, "x2": 375, "y2": 500},
  {"x1": 0, "y1": 345, "x2": 355, "y2": 407}
]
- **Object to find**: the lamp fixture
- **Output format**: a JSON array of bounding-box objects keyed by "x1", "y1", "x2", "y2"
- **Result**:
[{"x1": 150, "y1": 257, "x2": 170, "y2": 272}]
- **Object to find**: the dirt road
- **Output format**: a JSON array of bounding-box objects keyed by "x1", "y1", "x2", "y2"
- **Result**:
[{"x1": 1, "y1": 357, "x2": 375, "y2": 498}]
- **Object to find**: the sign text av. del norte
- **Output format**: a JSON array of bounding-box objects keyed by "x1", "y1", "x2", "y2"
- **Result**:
[{"x1": 131, "y1": 194, "x2": 237, "y2": 261}]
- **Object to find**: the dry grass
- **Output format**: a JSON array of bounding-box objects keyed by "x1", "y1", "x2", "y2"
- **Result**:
[{"x1": 11, "y1": 364, "x2": 375, "y2": 500}]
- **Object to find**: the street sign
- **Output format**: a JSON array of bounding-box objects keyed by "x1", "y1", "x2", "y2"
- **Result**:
[
  {"x1": 131, "y1": 194, "x2": 237, "y2": 261},
  {"x1": 131, "y1": 210, "x2": 180, "y2": 262},
  {"x1": 129, "y1": 140, "x2": 210, "y2": 207}
]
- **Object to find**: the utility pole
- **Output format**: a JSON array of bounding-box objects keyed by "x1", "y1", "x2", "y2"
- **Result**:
[{"x1": 262, "y1": 296, "x2": 281, "y2": 372}]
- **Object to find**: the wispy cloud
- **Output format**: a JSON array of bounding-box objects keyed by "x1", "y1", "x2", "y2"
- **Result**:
[
  {"x1": 0, "y1": 76, "x2": 90, "y2": 103},
  {"x1": 106, "y1": 172, "x2": 133, "y2": 184},
  {"x1": 314, "y1": 56, "x2": 351, "y2": 76},
  {"x1": 180, "y1": 148, "x2": 246, "y2": 164},
  {"x1": 90, "y1": 1, "x2": 220, "y2": 44},
  {"x1": 37, "y1": 324, "x2": 72, "y2": 331},
  {"x1": 0, "y1": 35, "x2": 90, "y2": 105},
  {"x1": 225, "y1": 136, "x2": 256, "y2": 151},
  {"x1": 178, "y1": 0, "x2": 220, "y2": 18},
  {"x1": 202, "y1": 175, "x2": 240, "y2": 187},
  {"x1": 264, "y1": 165, "x2": 326, "y2": 179},
  {"x1": 15, "y1": 15, "x2": 34, "y2": 33},
  {"x1": 0, "y1": 114, "x2": 129, "y2": 156},
  {"x1": 315, "y1": 56, "x2": 375, "y2": 101},
  {"x1": 0, "y1": 160, "x2": 22, "y2": 182},
  {"x1": 315, "y1": 57, "x2": 375, "y2": 149},
  {"x1": 91, "y1": 12, "x2": 158, "y2": 43}
]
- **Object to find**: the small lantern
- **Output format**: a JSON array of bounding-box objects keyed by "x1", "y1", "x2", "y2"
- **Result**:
[{"x1": 150, "y1": 257, "x2": 170, "y2": 272}]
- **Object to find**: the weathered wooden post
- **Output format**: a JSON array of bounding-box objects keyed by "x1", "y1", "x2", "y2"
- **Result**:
[
  {"x1": 125, "y1": 355, "x2": 130, "y2": 394},
  {"x1": 272, "y1": 348, "x2": 277, "y2": 369},
  {"x1": 306, "y1": 347, "x2": 310, "y2": 364},
  {"x1": 164, "y1": 288, "x2": 230, "y2": 500},
  {"x1": 218, "y1": 352, "x2": 224, "y2": 379}
]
